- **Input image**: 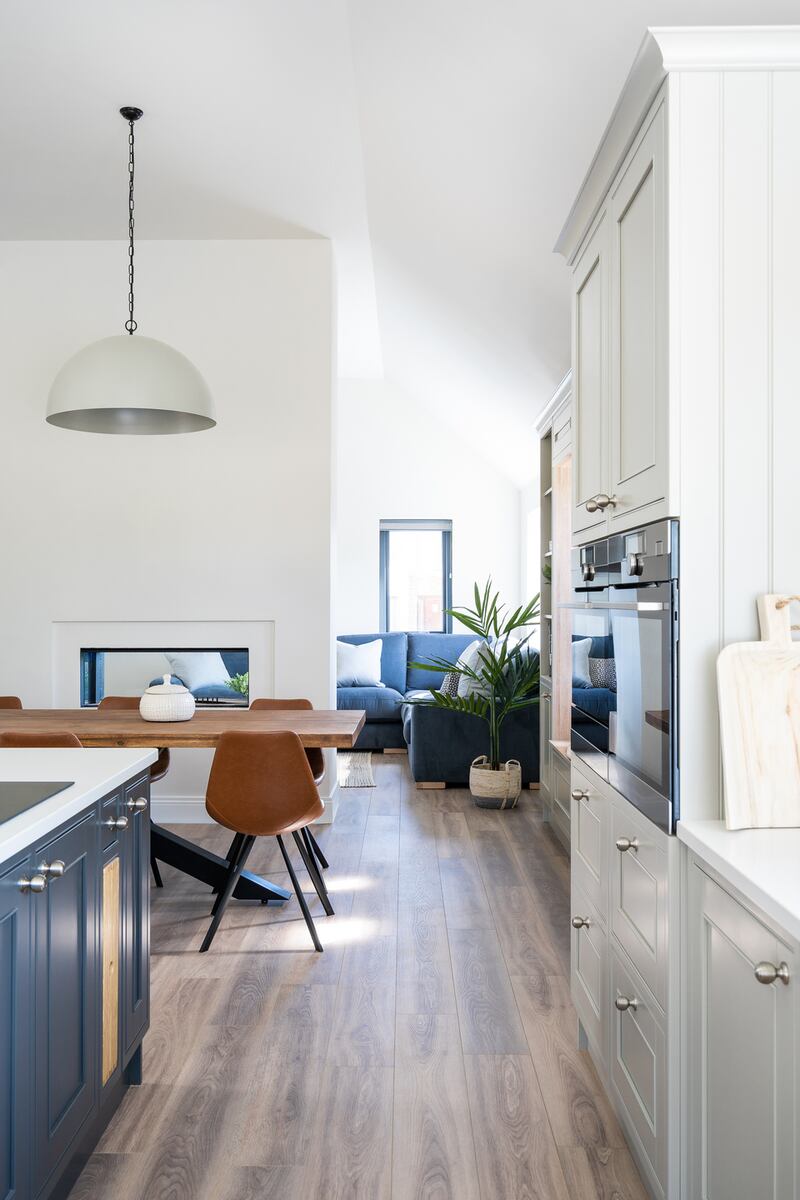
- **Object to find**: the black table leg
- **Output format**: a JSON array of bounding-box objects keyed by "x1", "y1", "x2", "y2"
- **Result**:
[{"x1": 150, "y1": 822, "x2": 290, "y2": 904}]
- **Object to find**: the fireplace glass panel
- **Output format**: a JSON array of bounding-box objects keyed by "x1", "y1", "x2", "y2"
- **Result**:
[{"x1": 80, "y1": 648, "x2": 249, "y2": 707}]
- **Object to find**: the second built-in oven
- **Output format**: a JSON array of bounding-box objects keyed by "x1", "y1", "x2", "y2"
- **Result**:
[{"x1": 562, "y1": 519, "x2": 679, "y2": 833}]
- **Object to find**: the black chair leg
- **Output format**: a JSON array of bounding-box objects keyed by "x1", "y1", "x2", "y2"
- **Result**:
[
  {"x1": 276, "y1": 834, "x2": 323, "y2": 952},
  {"x1": 150, "y1": 855, "x2": 164, "y2": 888},
  {"x1": 294, "y1": 829, "x2": 334, "y2": 916},
  {"x1": 305, "y1": 826, "x2": 329, "y2": 870},
  {"x1": 200, "y1": 835, "x2": 256, "y2": 953},
  {"x1": 212, "y1": 832, "x2": 245, "y2": 904}
]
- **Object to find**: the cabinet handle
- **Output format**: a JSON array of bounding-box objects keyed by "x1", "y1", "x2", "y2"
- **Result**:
[
  {"x1": 755, "y1": 961, "x2": 790, "y2": 986},
  {"x1": 586, "y1": 493, "x2": 618, "y2": 513},
  {"x1": 103, "y1": 815, "x2": 129, "y2": 831},
  {"x1": 615, "y1": 836, "x2": 639, "y2": 853},
  {"x1": 571, "y1": 789, "x2": 589, "y2": 801},
  {"x1": 126, "y1": 796, "x2": 148, "y2": 812},
  {"x1": 39, "y1": 859, "x2": 65, "y2": 879},
  {"x1": 615, "y1": 995, "x2": 639, "y2": 1012},
  {"x1": 571, "y1": 916, "x2": 591, "y2": 929},
  {"x1": 18, "y1": 873, "x2": 47, "y2": 894}
]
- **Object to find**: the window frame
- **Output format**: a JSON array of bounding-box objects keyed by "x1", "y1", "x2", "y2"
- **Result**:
[{"x1": 379, "y1": 519, "x2": 453, "y2": 633}]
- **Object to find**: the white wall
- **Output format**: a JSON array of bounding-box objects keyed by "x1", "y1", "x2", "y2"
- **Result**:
[
  {"x1": 0, "y1": 239, "x2": 335, "y2": 815},
  {"x1": 335, "y1": 379, "x2": 525, "y2": 633}
]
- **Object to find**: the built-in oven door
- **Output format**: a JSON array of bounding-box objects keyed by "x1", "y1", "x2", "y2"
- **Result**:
[{"x1": 565, "y1": 581, "x2": 677, "y2": 831}]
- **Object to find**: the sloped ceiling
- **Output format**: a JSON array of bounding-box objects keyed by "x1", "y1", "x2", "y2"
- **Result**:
[{"x1": 2, "y1": 0, "x2": 798, "y2": 482}]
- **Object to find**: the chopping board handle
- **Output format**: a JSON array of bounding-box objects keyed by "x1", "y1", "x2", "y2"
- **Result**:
[{"x1": 757, "y1": 594, "x2": 800, "y2": 644}]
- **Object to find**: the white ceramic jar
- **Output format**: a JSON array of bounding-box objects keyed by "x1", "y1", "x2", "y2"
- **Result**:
[{"x1": 139, "y1": 673, "x2": 196, "y2": 723}]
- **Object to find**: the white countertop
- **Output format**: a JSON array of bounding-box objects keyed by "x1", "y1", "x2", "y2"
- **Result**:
[
  {"x1": 678, "y1": 818, "x2": 800, "y2": 943},
  {"x1": 0, "y1": 748, "x2": 157, "y2": 864}
]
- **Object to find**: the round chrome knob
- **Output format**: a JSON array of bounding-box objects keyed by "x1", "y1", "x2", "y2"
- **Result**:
[
  {"x1": 594, "y1": 493, "x2": 618, "y2": 510},
  {"x1": 571, "y1": 789, "x2": 589, "y2": 801},
  {"x1": 585, "y1": 497, "x2": 600, "y2": 513},
  {"x1": 755, "y1": 961, "x2": 790, "y2": 986},
  {"x1": 39, "y1": 860, "x2": 65, "y2": 878},
  {"x1": 615, "y1": 995, "x2": 639, "y2": 1012},
  {"x1": 18, "y1": 873, "x2": 47, "y2": 894},
  {"x1": 103, "y1": 815, "x2": 129, "y2": 831},
  {"x1": 126, "y1": 796, "x2": 148, "y2": 811},
  {"x1": 615, "y1": 836, "x2": 639, "y2": 853},
  {"x1": 571, "y1": 916, "x2": 591, "y2": 930}
]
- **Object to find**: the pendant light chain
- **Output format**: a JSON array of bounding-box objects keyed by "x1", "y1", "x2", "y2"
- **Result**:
[{"x1": 125, "y1": 117, "x2": 137, "y2": 334}]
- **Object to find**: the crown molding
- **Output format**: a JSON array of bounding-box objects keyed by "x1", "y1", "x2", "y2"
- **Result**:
[
  {"x1": 535, "y1": 369, "x2": 572, "y2": 435},
  {"x1": 554, "y1": 26, "x2": 800, "y2": 263}
]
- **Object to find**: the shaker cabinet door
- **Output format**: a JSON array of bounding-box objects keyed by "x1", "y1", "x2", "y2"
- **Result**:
[
  {"x1": 571, "y1": 213, "x2": 610, "y2": 541},
  {"x1": 688, "y1": 862, "x2": 797, "y2": 1200},
  {"x1": 608, "y1": 98, "x2": 668, "y2": 529},
  {"x1": 0, "y1": 857, "x2": 32, "y2": 1200},
  {"x1": 33, "y1": 814, "x2": 98, "y2": 1195}
]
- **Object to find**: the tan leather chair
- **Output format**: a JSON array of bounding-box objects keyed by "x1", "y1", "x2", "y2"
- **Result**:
[
  {"x1": 0, "y1": 731, "x2": 81, "y2": 747},
  {"x1": 249, "y1": 698, "x2": 328, "y2": 871},
  {"x1": 0, "y1": 697, "x2": 23, "y2": 709},
  {"x1": 99, "y1": 695, "x2": 168, "y2": 888},
  {"x1": 200, "y1": 730, "x2": 332, "y2": 953}
]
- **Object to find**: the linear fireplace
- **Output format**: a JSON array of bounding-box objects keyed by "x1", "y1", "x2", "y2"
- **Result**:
[{"x1": 80, "y1": 647, "x2": 249, "y2": 707}]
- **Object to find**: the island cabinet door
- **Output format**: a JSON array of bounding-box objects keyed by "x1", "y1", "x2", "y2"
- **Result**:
[
  {"x1": 33, "y1": 813, "x2": 98, "y2": 1197},
  {"x1": 122, "y1": 776, "x2": 150, "y2": 1060},
  {"x1": 0, "y1": 856, "x2": 33, "y2": 1200},
  {"x1": 689, "y1": 862, "x2": 797, "y2": 1200}
]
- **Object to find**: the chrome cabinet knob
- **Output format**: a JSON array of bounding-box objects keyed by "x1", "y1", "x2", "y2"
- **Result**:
[
  {"x1": 103, "y1": 815, "x2": 129, "y2": 831},
  {"x1": 126, "y1": 796, "x2": 148, "y2": 812},
  {"x1": 615, "y1": 995, "x2": 639, "y2": 1012},
  {"x1": 571, "y1": 916, "x2": 591, "y2": 929},
  {"x1": 586, "y1": 493, "x2": 618, "y2": 513},
  {"x1": 18, "y1": 873, "x2": 47, "y2": 894},
  {"x1": 39, "y1": 859, "x2": 65, "y2": 879},
  {"x1": 628, "y1": 552, "x2": 644, "y2": 576},
  {"x1": 615, "y1": 836, "x2": 639, "y2": 853},
  {"x1": 571, "y1": 789, "x2": 589, "y2": 801},
  {"x1": 755, "y1": 961, "x2": 790, "y2": 986}
]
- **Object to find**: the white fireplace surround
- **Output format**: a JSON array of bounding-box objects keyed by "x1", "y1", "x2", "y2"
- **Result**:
[{"x1": 50, "y1": 619, "x2": 337, "y2": 824}]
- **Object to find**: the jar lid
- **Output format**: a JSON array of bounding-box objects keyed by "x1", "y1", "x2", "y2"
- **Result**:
[{"x1": 144, "y1": 673, "x2": 191, "y2": 696}]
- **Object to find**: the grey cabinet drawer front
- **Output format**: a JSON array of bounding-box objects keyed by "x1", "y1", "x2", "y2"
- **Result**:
[
  {"x1": 570, "y1": 763, "x2": 607, "y2": 917},
  {"x1": 571, "y1": 880, "x2": 607, "y2": 1065},
  {"x1": 610, "y1": 949, "x2": 667, "y2": 1194},
  {"x1": 610, "y1": 798, "x2": 668, "y2": 1009}
]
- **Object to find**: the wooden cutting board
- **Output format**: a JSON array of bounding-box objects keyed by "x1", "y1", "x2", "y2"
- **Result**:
[{"x1": 718, "y1": 594, "x2": 800, "y2": 829}]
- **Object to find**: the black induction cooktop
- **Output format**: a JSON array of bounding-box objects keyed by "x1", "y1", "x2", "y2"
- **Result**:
[{"x1": 0, "y1": 782, "x2": 74, "y2": 826}]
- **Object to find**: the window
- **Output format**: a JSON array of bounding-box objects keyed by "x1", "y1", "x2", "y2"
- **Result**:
[{"x1": 379, "y1": 520, "x2": 452, "y2": 632}]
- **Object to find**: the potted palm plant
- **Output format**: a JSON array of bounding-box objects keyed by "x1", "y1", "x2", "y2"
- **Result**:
[{"x1": 408, "y1": 580, "x2": 540, "y2": 808}]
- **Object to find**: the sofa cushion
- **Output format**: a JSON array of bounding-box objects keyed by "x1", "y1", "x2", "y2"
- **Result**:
[
  {"x1": 337, "y1": 685, "x2": 404, "y2": 722},
  {"x1": 406, "y1": 632, "x2": 476, "y2": 691},
  {"x1": 337, "y1": 633, "x2": 408, "y2": 694}
]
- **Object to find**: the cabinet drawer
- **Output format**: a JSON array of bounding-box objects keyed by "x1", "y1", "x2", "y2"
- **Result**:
[
  {"x1": 571, "y1": 881, "x2": 607, "y2": 1065},
  {"x1": 570, "y1": 764, "x2": 607, "y2": 919},
  {"x1": 610, "y1": 798, "x2": 668, "y2": 1009},
  {"x1": 610, "y1": 949, "x2": 667, "y2": 1195}
]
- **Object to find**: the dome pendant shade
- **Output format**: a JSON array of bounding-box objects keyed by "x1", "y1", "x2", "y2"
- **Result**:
[{"x1": 46, "y1": 335, "x2": 216, "y2": 434}]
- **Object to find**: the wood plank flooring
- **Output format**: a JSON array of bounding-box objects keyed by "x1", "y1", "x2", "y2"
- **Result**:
[{"x1": 70, "y1": 757, "x2": 647, "y2": 1200}]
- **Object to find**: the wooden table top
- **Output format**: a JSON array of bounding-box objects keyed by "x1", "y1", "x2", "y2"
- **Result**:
[{"x1": 0, "y1": 708, "x2": 366, "y2": 750}]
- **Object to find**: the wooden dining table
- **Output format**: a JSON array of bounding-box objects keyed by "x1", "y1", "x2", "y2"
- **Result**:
[{"x1": 0, "y1": 707, "x2": 366, "y2": 905}]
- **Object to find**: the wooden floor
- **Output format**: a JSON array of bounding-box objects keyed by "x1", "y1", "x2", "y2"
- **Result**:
[{"x1": 71, "y1": 757, "x2": 648, "y2": 1200}]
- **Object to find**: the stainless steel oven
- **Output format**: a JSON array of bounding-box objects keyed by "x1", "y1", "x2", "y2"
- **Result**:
[{"x1": 562, "y1": 519, "x2": 679, "y2": 833}]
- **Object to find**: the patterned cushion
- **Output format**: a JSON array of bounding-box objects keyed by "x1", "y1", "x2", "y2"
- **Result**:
[
  {"x1": 439, "y1": 670, "x2": 460, "y2": 698},
  {"x1": 589, "y1": 656, "x2": 617, "y2": 691}
]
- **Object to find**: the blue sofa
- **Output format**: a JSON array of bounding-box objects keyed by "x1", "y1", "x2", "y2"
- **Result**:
[{"x1": 337, "y1": 632, "x2": 540, "y2": 787}]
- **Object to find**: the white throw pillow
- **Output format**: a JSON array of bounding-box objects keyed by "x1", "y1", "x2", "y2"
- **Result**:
[
  {"x1": 456, "y1": 639, "x2": 489, "y2": 698},
  {"x1": 165, "y1": 651, "x2": 231, "y2": 692},
  {"x1": 572, "y1": 638, "x2": 593, "y2": 689},
  {"x1": 336, "y1": 639, "x2": 384, "y2": 688}
]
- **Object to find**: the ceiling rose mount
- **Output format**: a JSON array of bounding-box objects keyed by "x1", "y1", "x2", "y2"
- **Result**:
[{"x1": 46, "y1": 105, "x2": 216, "y2": 435}]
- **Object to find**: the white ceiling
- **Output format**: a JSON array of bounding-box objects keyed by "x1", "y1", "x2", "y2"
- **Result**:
[{"x1": 2, "y1": 1, "x2": 798, "y2": 482}]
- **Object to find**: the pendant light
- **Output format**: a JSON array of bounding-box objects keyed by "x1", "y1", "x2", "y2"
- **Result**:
[{"x1": 46, "y1": 108, "x2": 216, "y2": 434}]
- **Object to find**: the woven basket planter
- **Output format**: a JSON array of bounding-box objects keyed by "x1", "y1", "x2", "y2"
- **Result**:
[{"x1": 468, "y1": 756, "x2": 522, "y2": 809}]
